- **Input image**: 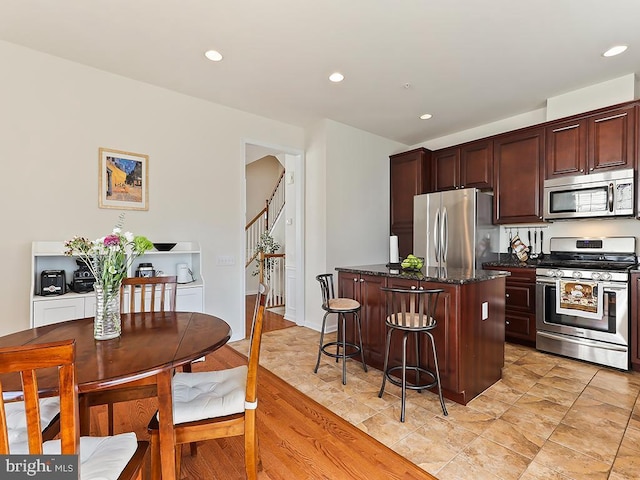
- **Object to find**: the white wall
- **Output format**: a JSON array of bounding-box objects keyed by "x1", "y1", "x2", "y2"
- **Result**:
[
  {"x1": 303, "y1": 121, "x2": 329, "y2": 331},
  {"x1": 546, "y1": 74, "x2": 636, "y2": 121},
  {"x1": 303, "y1": 119, "x2": 405, "y2": 331},
  {"x1": 325, "y1": 120, "x2": 405, "y2": 269},
  {"x1": 0, "y1": 40, "x2": 304, "y2": 339}
]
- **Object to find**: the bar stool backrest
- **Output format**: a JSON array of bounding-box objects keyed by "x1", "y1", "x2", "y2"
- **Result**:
[
  {"x1": 316, "y1": 274, "x2": 337, "y2": 311},
  {"x1": 381, "y1": 287, "x2": 443, "y2": 329}
]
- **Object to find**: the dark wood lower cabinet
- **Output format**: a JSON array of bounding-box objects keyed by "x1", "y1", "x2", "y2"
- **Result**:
[
  {"x1": 338, "y1": 270, "x2": 505, "y2": 405},
  {"x1": 484, "y1": 266, "x2": 537, "y2": 346},
  {"x1": 337, "y1": 271, "x2": 386, "y2": 368},
  {"x1": 630, "y1": 273, "x2": 640, "y2": 372}
]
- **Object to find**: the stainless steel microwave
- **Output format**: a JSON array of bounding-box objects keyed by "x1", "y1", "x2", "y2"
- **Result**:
[{"x1": 543, "y1": 169, "x2": 634, "y2": 220}]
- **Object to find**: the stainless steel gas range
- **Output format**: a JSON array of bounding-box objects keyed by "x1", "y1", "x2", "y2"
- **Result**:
[{"x1": 535, "y1": 237, "x2": 637, "y2": 370}]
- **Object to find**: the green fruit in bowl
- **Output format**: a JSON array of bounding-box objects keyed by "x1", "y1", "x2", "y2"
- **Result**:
[{"x1": 401, "y1": 254, "x2": 424, "y2": 270}]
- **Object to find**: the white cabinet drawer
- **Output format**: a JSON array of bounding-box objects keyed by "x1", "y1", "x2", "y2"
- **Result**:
[
  {"x1": 176, "y1": 287, "x2": 204, "y2": 313},
  {"x1": 33, "y1": 297, "x2": 85, "y2": 327}
]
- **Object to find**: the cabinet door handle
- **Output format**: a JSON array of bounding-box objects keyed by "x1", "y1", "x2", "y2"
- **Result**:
[
  {"x1": 411, "y1": 285, "x2": 417, "y2": 290},
  {"x1": 505, "y1": 293, "x2": 510, "y2": 298},
  {"x1": 552, "y1": 123, "x2": 580, "y2": 132},
  {"x1": 594, "y1": 112, "x2": 627, "y2": 123},
  {"x1": 506, "y1": 321, "x2": 510, "y2": 325},
  {"x1": 360, "y1": 279, "x2": 364, "y2": 283},
  {"x1": 353, "y1": 278, "x2": 358, "y2": 282}
]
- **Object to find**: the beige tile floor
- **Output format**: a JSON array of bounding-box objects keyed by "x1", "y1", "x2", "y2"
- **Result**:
[{"x1": 231, "y1": 326, "x2": 640, "y2": 480}]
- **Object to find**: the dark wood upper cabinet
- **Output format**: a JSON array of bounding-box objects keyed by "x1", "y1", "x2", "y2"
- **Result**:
[
  {"x1": 493, "y1": 127, "x2": 545, "y2": 224},
  {"x1": 545, "y1": 119, "x2": 587, "y2": 178},
  {"x1": 545, "y1": 105, "x2": 635, "y2": 179},
  {"x1": 589, "y1": 106, "x2": 635, "y2": 173},
  {"x1": 432, "y1": 148, "x2": 459, "y2": 191},
  {"x1": 460, "y1": 139, "x2": 493, "y2": 190},
  {"x1": 389, "y1": 147, "x2": 431, "y2": 258},
  {"x1": 432, "y1": 140, "x2": 493, "y2": 192}
]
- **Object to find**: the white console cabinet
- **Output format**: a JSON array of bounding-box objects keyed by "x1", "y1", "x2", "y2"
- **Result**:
[{"x1": 31, "y1": 241, "x2": 204, "y2": 327}]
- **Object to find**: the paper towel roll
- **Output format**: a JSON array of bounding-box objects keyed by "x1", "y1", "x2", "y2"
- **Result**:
[{"x1": 389, "y1": 235, "x2": 399, "y2": 263}]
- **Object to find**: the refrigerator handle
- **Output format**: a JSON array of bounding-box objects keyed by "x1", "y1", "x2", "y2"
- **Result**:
[
  {"x1": 441, "y1": 207, "x2": 448, "y2": 262},
  {"x1": 434, "y1": 208, "x2": 440, "y2": 261}
]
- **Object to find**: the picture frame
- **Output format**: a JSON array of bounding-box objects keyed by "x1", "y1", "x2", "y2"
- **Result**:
[{"x1": 98, "y1": 148, "x2": 149, "y2": 211}]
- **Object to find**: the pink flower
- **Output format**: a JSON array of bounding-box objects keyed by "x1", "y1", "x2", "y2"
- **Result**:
[{"x1": 103, "y1": 235, "x2": 120, "y2": 247}]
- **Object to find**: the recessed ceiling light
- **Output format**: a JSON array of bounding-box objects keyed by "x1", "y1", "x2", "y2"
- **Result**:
[
  {"x1": 329, "y1": 72, "x2": 344, "y2": 83},
  {"x1": 420, "y1": 113, "x2": 433, "y2": 120},
  {"x1": 602, "y1": 45, "x2": 628, "y2": 57},
  {"x1": 205, "y1": 50, "x2": 223, "y2": 62}
]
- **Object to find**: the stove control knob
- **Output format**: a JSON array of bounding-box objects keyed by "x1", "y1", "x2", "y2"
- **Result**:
[
  {"x1": 572, "y1": 271, "x2": 582, "y2": 279},
  {"x1": 591, "y1": 272, "x2": 601, "y2": 281},
  {"x1": 601, "y1": 272, "x2": 612, "y2": 281},
  {"x1": 554, "y1": 270, "x2": 564, "y2": 278}
]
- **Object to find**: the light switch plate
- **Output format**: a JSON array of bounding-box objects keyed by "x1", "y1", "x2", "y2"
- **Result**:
[
  {"x1": 216, "y1": 255, "x2": 235, "y2": 266},
  {"x1": 482, "y1": 302, "x2": 489, "y2": 320}
]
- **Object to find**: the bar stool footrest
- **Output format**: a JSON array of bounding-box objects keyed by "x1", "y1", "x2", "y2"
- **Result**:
[
  {"x1": 385, "y1": 365, "x2": 437, "y2": 391},
  {"x1": 320, "y1": 341, "x2": 362, "y2": 360}
]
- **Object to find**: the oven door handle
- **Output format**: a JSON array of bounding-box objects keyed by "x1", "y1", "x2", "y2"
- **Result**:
[
  {"x1": 537, "y1": 278, "x2": 626, "y2": 291},
  {"x1": 537, "y1": 331, "x2": 628, "y2": 352},
  {"x1": 608, "y1": 183, "x2": 614, "y2": 212}
]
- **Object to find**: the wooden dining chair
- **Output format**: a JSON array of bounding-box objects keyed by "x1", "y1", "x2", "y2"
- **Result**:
[
  {"x1": 120, "y1": 275, "x2": 178, "y2": 314},
  {"x1": 0, "y1": 339, "x2": 148, "y2": 480},
  {"x1": 147, "y1": 282, "x2": 269, "y2": 480},
  {"x1": 85, "y1": 275, "x2": 179, "y2": 436}
]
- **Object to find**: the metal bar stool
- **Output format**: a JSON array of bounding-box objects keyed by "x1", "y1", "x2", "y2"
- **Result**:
[
  {"x1": 314, "y1": 273, "x2": 368, "y2": 385},
  {"x1": 378, "y1": 286, "x2": 448, "y2": 422}
]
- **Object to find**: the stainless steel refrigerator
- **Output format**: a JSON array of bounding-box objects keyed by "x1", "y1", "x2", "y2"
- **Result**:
[{"x1": 413, "y1": 188, "x2": 499, "y2": 271}]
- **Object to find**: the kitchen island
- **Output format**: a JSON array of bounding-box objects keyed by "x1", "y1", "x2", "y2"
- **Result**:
[{"x1": 335, "y1": 264, "x2": 509, "y2": 405}]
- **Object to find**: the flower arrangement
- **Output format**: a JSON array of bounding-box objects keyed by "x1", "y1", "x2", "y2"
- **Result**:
[
  {"x1": 64, "y1": 213, "x2": 153, "y2": 340},
  {"x1": 64, "y1": 213, "x2": 154, "y2": 291}
]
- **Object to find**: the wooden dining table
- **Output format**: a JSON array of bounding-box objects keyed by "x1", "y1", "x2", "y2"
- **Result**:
[{"x1": 0, "y1": 311, "x2": 232, "y2": 480}]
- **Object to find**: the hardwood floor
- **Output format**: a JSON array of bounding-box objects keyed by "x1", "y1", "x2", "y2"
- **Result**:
[
  {"x1": 245, "y1": 293, "x2": 295, "y2": 337},
  {"x1": 93, "y1": 303, "x2": 430, "y2": 480}
]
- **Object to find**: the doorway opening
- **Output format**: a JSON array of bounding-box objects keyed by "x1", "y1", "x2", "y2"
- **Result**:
[{"x1": 243, "y1": 141, "x2": 304, "y2": 337}]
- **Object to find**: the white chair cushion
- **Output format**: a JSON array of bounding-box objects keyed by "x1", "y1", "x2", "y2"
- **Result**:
[
  {"x1": 50, "y1": 433, "x2": 137, "y2": 480},
  {"x1": 6, "y1": 397, "x2": 60, "y2": 451},
  {"x1": 170, "y1": 366, "x2": 247, "y2": 425},
  {"x1": 11, "y1": 432, "x2": 137, "y2": 480}
]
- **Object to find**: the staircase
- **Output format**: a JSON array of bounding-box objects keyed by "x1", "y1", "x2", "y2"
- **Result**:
[{"x1": 246, "y1": 170, "x2": 286, "y2": 309}]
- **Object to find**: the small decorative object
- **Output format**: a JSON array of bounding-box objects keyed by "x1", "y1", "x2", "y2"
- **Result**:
[
  {"x1": 153, "y1": 242, "x2": 177, "y2": 251},
  {"x1": 401, "y1": 254, "x2": 424, "y2": 271},
  {"x1": 98, "y1": 147, "x2": 149, "y2": 211},
  {"x1": 252, "y1": 232, "x2": 280, "y2": 280},
  {"x1": 65, "y1": 213, "x2": 153, "y2": 340}
]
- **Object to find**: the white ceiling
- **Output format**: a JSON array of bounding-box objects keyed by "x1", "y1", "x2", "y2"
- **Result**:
[{"x1": 2, "y1": 0, "x2": 640, "y2": 146}]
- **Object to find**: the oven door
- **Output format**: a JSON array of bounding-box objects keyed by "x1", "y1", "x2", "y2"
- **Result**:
[{"x1": 535, "y1": 277, "x2": 628, "y2": 345}]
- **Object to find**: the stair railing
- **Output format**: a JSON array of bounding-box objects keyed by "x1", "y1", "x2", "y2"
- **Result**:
[
  {"x1": 258, "y1": 251, "x2": 286, "y2": 309},
  {"x1": 267, "y1": 170, "x2": 286, "y2": 232},
  {"x1": 245, "y1": 208, "x2": 267, "y2": 267},
  {"x1": 245, "y1": 170, "x2": 286, "y2": 267}
]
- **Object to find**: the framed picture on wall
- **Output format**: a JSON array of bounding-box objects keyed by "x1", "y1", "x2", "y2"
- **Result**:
[{"x1": 98, "y1": 147, "x2": 149, "y2": 210}]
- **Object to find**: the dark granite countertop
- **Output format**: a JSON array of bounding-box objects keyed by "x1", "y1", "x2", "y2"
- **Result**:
[
  {"x1": 335, "y1": 264, "x2": 509, "y2": 285},
  {"x1": 483, "y1": 253, "x2": 544, "y2": 269}
]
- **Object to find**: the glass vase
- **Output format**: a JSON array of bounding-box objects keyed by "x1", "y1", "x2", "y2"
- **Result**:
[{"x1": 94, "y1": 283, "x2": 121, "y2": 340}]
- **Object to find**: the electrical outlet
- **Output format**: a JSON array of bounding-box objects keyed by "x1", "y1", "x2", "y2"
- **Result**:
[{"x1": 216, "y1": 255, "x2": 235, "y2": 266}]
